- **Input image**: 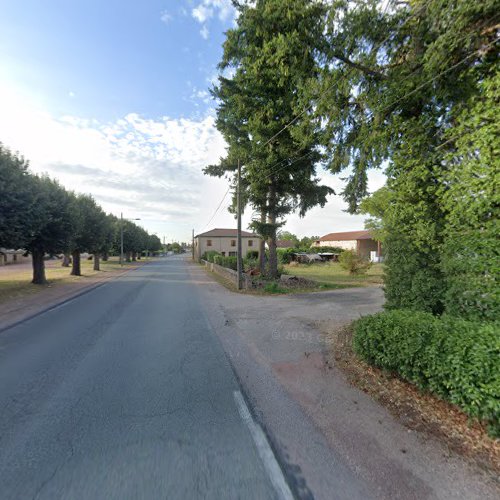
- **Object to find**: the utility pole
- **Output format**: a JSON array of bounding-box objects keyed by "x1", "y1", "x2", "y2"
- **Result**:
[
  {"x1": 192, "y1": 229, "x2": 195, "y2": 261},
  {"x1": 120, "y1": 212, "x2": 124, "y2": 266},
  {"x1": 237, "y1": 159, "x2": 243, "y2": 290}
]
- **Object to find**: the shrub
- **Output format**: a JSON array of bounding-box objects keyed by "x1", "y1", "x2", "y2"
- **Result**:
[
  {"x1": 277, "y1": 248, "x2": 295, "y2": 264},
  {"x1": 353, "y1": 310, "x2": 500, "y2": 436},
  {"x1": 201, "y1": 250, "x2": 221, "y2": 263},
  {"x1": 263, "y1": 282, "x2": 286, "y2": 294},
  {"x1": 246, "y1": 250, "x2": 259, "y2": 259},
  {"x1": 213, "y1": 255, "x2": 237, "y2": 270},
  {"x1": 339, "y1": 250, "x2": 372, "y2": 274}
]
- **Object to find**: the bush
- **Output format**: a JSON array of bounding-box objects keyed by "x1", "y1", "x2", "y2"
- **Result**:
[
  {"x1": 246, "y1": 250, "x2": 259, "y2": 259},
  {"x1": 263, "y1": 282, "x2": 286, "y2": 294},
  {"x1": 213, "y1": 255, "x2": 237, "y2": 270},
  {"x1": 353, "y1": 310, "x2": 500, "y2": 436},
  {"x1": 277, "y1": 248, "x2": 295, "y2": 264},
  {"x1": 201, "y1": 250, "x2": 221, "y2": 263},
  {"x1": 339, "y1": 250, "x2": 372, "y2": 274}
]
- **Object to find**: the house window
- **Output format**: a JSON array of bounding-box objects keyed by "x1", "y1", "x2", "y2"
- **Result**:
[
  {"x1": 207, "y1": 239, "x2": 212, "y2": 247},
  {"x1": 221, "y1": 252, "x2": 226, "y2": 256},
  {"x1": 248, "y1": 240, "x2": 253, "y2": 247},
  {"x1": 231, "y1": 240, "x2": 236, "y2": 247},
  {"x1": 229, "y1": 251, "x2": 237, "y2": 257}
]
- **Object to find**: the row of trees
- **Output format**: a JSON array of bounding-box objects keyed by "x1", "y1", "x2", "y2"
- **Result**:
[
  {"x1": 0, "y1": 145, "x2": 162, "y2": 284},
  {"x1": 206, "y1": 0, "x2": 498, "y2": 321}
]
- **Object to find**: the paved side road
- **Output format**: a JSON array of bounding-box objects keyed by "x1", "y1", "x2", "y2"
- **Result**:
[{"x1": 0, "y1": 258, "x2": 291, "y2": 499}]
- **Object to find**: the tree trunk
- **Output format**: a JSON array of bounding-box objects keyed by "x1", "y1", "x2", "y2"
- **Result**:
[
  {"x1": 268, "y1": 183, "x2": 279, "y2": 279},
  {"x1": 102, "y1": 251, "x2": 109, "y2": 262},
  {"x1": 93, "y1": 253, "x2": 100, "y2": 271},
  {"x1": 31, "y1": 248, "x2": 47, "y2": 285},
  {"x1": 258, "y1": 208, "x2": 266, "y2": 273},
  {"x1": 71, "y1": 250, "x2": 81, "y2": 276},
  {"x1": 126, "y1": 251, "x2": 132, "y2": 262},
  {"x1": 61, "y1": 253, "x2": 71, "y2": 267},
  {"x1": 132, "y1": 252, "x2": 137, "y2": 262}
]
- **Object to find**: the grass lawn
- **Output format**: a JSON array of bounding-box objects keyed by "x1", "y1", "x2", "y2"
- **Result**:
[
  {"x1": 0, "y1": 257, "x2": 147, "y2": 305},
  {"x1": 284, "y1": 262, "x2": 384, "y2": 287}
]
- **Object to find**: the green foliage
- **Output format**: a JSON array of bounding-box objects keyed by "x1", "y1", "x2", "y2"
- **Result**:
[
  {"x1": 439, "y1": 70, "x2": 500, "y2": 322},
  {"x1": 24, "y1": 175, "x2": 75, "y2": 256},
  {"x1": 70, "y1": 194, "x2": 109, "y2": 254},
  {"x1": 277, "y1": 248, "x2": 295, "y2": 265},
  {"x1": 201, "y1": 251, "x2": 221, "y2": 263},
  {"x1": 353, "y1": 311, "x2": 500, "y2": 436},
  {"x1": 358, "y1": 187, "x2": 391, "y2": 242},
  {"x1": 246, "y1": 250, "x2": 259, "y2": 259},
  {"x1": 213, "y1": 255, "x2": 238, "y2": 271},
  {"x1": 148, "y1": 234, "x2": 163, "y2": 253},
  {"x1": 205, "y1": 0, "x2": 333, "y2": 278},
  {"x1": 338, "y1": 250, "x2": 371, "y2": 275},
  {"x1": 0, "y1": 145, "x2": 35, "y2": 249},
  {"x1": 263, "y1": 282, "x2": 286, "y2": 294}
]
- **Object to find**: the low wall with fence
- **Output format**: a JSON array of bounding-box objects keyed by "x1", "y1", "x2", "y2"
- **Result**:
[{"x1": 201, "y1": 260, "x2": 253, "y2": 289}]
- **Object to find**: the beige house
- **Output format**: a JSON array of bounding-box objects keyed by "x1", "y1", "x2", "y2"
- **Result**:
[
  {"x1": 313, "y1": 230, "x2": 382, "y2": 261},
  {"x1": 194, "y1": 228, "x2": 261, "y2": 261},
  {"x1": 0, "y1": 248, "x2": 30, "y2": 266}
]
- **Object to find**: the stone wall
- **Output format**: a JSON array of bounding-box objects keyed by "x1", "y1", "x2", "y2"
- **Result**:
[{"x1": 201, "y1": 260, "x2": 253, "y2": 289}]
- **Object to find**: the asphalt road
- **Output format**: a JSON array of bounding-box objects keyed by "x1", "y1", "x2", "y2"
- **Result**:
[{"x1": 0, "y1": 258, "x2": 285, "y2": 499}]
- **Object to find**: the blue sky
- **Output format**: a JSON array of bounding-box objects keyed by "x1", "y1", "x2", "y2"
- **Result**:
[
  {"x1": 0, "y1": 0, "x2": 384, "y2": 242},
  {"x1": 0, "y1": 0, "x2": 228, "y2": 120}
]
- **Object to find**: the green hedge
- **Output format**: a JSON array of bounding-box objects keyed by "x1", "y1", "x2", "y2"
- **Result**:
[
  {"x1": 353, "y1": 310, "x2": 500, "y2": 436},
  {"x1": 201, "y1": 250, "x2": 221, "y2": 263},
  {"x1": 213, "y1": 255, "x2": 237, "y2": 270}
]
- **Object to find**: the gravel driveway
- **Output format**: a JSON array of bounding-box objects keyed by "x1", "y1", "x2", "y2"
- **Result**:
[{"x1": 192, "y1": 260, "x2": 499, "y2": 499}]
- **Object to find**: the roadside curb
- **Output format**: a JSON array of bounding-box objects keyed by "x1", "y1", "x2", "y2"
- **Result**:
[{"x1": 0, "y1": 261, "x2": 150, "y2": 334}]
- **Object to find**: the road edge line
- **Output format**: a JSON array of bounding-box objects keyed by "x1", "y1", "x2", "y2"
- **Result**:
[
  {"x1": 233, "y1": 390, "x2": 294, "y2": 500},
  {"x1": 0, "y1": 261, "x2": 151, "y2": 334}
]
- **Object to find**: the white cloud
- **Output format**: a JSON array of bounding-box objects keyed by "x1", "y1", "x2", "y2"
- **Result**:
[
  {"x1": 192, "y1": 4, "x2": 213, "y2": 23},
  {"x1": 200, "y1": 25, "x2": 210, "y2": 40},
  {"x1": 191, "y1": 1, "x2": 236, "y2": 38},
  {"x1": 0, "y1": 83, "x2": 229, "y2": 241},
  {"x1": 160, "y1": 10, "x2": 172, "y2": 24},
  {"x1": 0, "y1": 82, "x2": 386, "y2": 241}
]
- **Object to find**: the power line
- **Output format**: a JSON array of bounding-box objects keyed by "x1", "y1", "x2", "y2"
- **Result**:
[
  {"x1": 203, "y1": 2, "x2": 435, "y2": 229},
  {"x1": 201, "y1": 7, "x2": 497, "y2": 230},
  {"x1": 261, "y1": 0, "x2": 434, "y2": 149}
]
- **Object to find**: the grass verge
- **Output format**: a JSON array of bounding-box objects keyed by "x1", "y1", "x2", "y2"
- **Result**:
[
  {"x1": 284, "y1": 262, "x2": 384, "y2": 287},
  {"x1": 0, "y1": 257, "x2": 147, "y2": 305}
]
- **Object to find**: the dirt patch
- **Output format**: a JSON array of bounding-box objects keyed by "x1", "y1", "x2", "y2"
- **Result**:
[{"x1": 323, "y1": 323, "x2": 500, "y2": 476}]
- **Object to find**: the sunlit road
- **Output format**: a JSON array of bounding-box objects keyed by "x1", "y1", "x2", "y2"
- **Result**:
[{"x1": 0, "y1": 258, "x2": 281, "y2": 499}]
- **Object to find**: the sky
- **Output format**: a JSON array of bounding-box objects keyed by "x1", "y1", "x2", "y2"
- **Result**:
[{"x1": 0, "y1": 0, "x2": 385, "y2": 243}]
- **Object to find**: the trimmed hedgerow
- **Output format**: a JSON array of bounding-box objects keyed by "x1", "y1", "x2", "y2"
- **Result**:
[
  {"x1": 353, "y1": 310, "x2": 500, "y2": 436},
  {"x1": 201, "y1": 250, "x2": 221, "y2": 263},
  {"x1": 212, "y1": 255, "x2": 238, "y2": 271}
]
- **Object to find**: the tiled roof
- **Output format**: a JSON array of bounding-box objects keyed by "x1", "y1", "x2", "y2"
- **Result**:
[
  {"x1": 195, "y1": 228, "x2": 258, "y2": 238},
  {"x1": 319, "y1": 230, "x2": 372, "y2": 241},
  {"x1": 276, "y1": 240, "x2": 295, "y2": 248}
]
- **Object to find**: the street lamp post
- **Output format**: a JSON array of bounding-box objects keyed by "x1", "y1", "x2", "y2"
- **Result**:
[{"x1": 120, "y1": 213, "x2": 141, "y2": 267}]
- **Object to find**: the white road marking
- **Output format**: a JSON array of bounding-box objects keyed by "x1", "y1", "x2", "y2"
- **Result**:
[{"x1": 233, "y1": 390, "x2": 294, "y2": 500}]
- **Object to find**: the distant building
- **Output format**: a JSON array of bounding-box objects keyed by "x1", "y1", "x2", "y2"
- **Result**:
[
  {"x1": 313, "y1": 230, "x2": 382, "y2": 261},
  {"x1": 0, "y1": 248, "x2": 30, "y2": 266},
  {"x1": 194, "y1": 228, "x2": 261, "y2": 261},
  {"x1": 276, "y1": 240, "x2": 295, "y2": 249}
]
